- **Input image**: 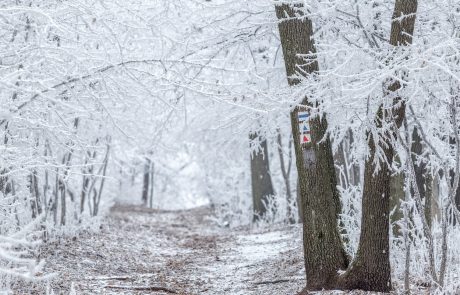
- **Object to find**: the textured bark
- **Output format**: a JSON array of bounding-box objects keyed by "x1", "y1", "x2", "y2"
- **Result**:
[
  {"x1": 456, "y1": 179, "x2": 460, "y2": 212},
  {"x1": 338, "y1": 133, "x2": 396, "y2": 291},
  {"x1": 29, "y1": 170, "x2": 41, "y2": 219},
  {"x1": 412, "y1": 129, "x2": 426, "y2": 200},
  {"x1": 425, "y1": 174, "x2": 433, "y2": 229},
  {"x1": 390, "y1": 171, "x2": 404, "y2": 236},
  {"x1": 338, "y1": 1, "x2": 418, "y2": 291},
  {"x1": 296, "y1": 180, "x2": 303, "y2": 223},
  {"x1": 250, "y1": 133, "x2": 275, "y2": 221},
  {"x1": 275, "y1": 4, "x2": 348, "y2": 290}
]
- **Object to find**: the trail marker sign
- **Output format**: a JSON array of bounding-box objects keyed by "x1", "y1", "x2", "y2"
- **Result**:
[{"x1": 298, "y1": 111, "x2": 311, "y2": 144}]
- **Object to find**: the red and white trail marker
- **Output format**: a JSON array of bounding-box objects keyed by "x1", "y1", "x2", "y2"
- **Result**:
[{"x1": 298, "y1": 111, "x2": 311, "y2": 144}]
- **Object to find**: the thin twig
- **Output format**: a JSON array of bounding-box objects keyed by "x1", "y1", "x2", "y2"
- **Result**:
[{"x1": 105, "y1": 285, "x2": 177, "y2": 293}]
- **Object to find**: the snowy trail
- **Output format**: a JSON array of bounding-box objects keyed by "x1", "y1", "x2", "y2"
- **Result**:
[{"x1": 29, "y1": 205, "x2": 306, "y2": 294}]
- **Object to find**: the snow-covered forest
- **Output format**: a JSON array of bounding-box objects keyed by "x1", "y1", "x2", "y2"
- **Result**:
[{"x1": 1, "y1": 0, "x2": 460, "y2": 294}]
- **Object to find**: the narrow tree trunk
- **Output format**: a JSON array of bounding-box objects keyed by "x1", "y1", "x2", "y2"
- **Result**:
[
  {"x1": 29, "y1": 170, "x2": 41, "y2": 219},
  {"x1": 338, "y1": 1, "x2": 418, "y2": 291},
  {"x1": 29, "y1": 173, "x2": 38, "y2": 219},
  {"x1": 81, "y1": 175, "x2": 90, "y2": 213},
  {"x1": 53, "y1": 171, "x2": 59, "y2": 225},
  {"x1": 81, "y1": 150, "x2": 96, "y2": 214},
  {"x1": 250, "y1": 133, "x2": 275, "y2": 221},
  {"x1": 277, "y1": 131, "x2": 294, "y2": 223},
  {"x1": 142, "y1": 158, "x2": 150, "y2": 206},
  {"x1": 60, "y1": 181, "x2": 66, "y2": 226},
  {"x1": 412, "y1": 127, "x2": 432, "y2": 226},
  {"x1": 149, "y1": 162, "x2": 154, "y2": 208},
  {"x1": 425, "y1": 174, "x2": 433, "y2": 229},
  {"x1": 449, "y1": 135, "x2": 460, "y2": 224},
  {"x1": 403, "y1": 173, "x2": 411, "y2": 294},
  {"x1": 456, "y1": 179, "x2": 460, "y2": 212},
  {"x1": 94, "y1": 144, "x2": 110, "y2": 216},
  {"x1": 275, "y1": 4, "x2": 348, "y2": 290}
]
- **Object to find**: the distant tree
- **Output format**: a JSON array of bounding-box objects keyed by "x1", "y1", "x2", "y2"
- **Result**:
[
  {"x1": 250, "y1": 133, "x2": 275, "y2": 221},
  {"x1": 142, "y1": 158, "x2": 151, "y2": 206}
]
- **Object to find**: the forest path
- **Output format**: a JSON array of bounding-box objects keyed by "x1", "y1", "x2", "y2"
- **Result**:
[{"x1": 36, "y1": 205, "x2": 305, "y2": 294}]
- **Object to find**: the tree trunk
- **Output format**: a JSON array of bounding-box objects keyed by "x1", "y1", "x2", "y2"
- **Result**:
[
  {"x1": 338, "y1": 1, "x2": 418, "y2": 291},
  {"x1": 390, "y1": 171, "x2": 405, "y2": 236},
  {"x1": 412, "y1": 128, "x2": 432, "y2": 227},
  {"x1": 277, "y1": 131, "x2": 294, "y2": 223},
  {"x1": 142, "y1": 158, "x2": 150, "y2": 206},
  {"x1": 29, "y1": 170, "x2": 41, "y2": 219},
  {"x1": 449, "y1": 135, "x2": 460, "y2": 223},
  {"x1": 149, "y1": 162, "x2": 155, "y2": 208},
  {"x1": 275, "y1": 4, "x2": 348, "y2": 290},
  {"x1": 60, "y1": 179, "x2": 66, "y2": 226},
  {"x1": 250, "y1": 133, "x2": 275, "y2": 221},
  {"x1": 94, "y1": 144, "x2": 110, "y2": 216},
  {"x1": 53, "y1": 171, "x2": 59, "y2": 225}
]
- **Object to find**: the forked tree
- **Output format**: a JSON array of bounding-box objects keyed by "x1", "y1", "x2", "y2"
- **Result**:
[{"x1": 275, "y1": 0, "x2": 418, "y2": 292}]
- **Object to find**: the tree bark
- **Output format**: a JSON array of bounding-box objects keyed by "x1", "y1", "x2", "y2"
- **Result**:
[
  {"x1": 338, "y1": 1, "x2": 418, "y2": 291},
  {"x1": 29, "y1": 170, "x2": 41, "y2": 219},
  {"x1": 250, "y1": 133, "x2": 275, "y2": 221},
  {"x1": 390, "y1": 170, "x2": 405, "y2": 236},
  {"x1": 275, "y1": 4, "x2": 348, "y2": 290},
  {"x1": 142, "y1": 158, "x2": 150, "y2": 206}
]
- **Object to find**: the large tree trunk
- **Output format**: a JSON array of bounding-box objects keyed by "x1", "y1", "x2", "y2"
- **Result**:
[
  {"x1": 250, "y1": 133, "x2": 275, "y2": 221},
  {"x1": 275, "y1": 4, "x2": 348, "y2": 290},
  {"x1": 338, "y1": 1, "x2": 418, "y2": 291},
  {"x1": 390, "y1": 171, "x2": 405, "y2": 236}
]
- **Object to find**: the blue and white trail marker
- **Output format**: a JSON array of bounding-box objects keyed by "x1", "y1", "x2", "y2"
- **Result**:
[{"x1": 298, "y1": 111, "x2": 311, "y2": 144}]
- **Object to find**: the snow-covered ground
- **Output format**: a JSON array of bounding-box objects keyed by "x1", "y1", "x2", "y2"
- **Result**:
[
  {"x1": 15, "y1": 205, "x2": 305, "y2": 294},
  {"x1": 13, "y1": 205, "x2": 436, "y2": 295}
]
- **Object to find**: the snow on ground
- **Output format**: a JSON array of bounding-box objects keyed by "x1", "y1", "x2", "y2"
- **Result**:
[
  {"x1": 14, "y1": 205, "x2": 305, "y2": 294},
  {"x1": 13, "y1": 205, "x2": 425, "y2": 295}
]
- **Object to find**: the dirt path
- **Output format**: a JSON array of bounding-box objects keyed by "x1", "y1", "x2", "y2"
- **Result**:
[{"x1": 25, "y1": 205, "x2": 305, "y2": 294}]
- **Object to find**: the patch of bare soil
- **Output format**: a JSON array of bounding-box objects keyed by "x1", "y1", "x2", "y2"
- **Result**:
[{"x1": 14, "y1": 205, "x2": 306, "y2": 294}]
